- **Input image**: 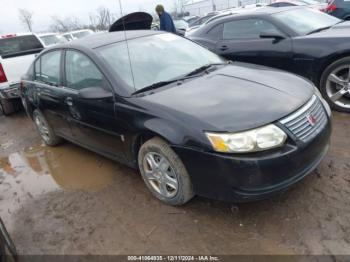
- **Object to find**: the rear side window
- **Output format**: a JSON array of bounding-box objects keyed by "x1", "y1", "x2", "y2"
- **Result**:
[
  {"x1": 65, "y1": 51, "x2": 103, "y2": 90},
  {"x1": 36, "y1": 51, "x2": 61, "y2": 86},
  {"x1": 223, "y1": 19, "x2": 281, "y2": 40},
  {"x1": 207, "y1": 24, "x2": 224, "y2": 40},
  {"x1": 0, "y1": 35, "x2": 43, "y2": 58}
]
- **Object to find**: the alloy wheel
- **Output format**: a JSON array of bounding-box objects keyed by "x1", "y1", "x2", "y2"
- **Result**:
[
  {"x1": 326, "y1": 65, "x2": 350, "y2": 109},
  {"x1": 142, "y1": 152, "x2": 179, "y2": 199},
  {"x1": 34, "y1": 115, "x2": 50, "y2": 143}
]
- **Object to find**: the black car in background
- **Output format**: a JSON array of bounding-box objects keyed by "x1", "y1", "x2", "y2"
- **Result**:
[
  {"x1": 325, "y1": 0, "x2": 350, "y2": 19},
  {"x1": 21, "y1": 31, "x2": 331, "y2": 205},
  {"x1": 188, "y1": 7, "x2": 350, "y2": 112}
]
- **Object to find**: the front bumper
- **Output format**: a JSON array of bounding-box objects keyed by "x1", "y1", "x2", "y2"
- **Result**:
[{"x1": 172, "y1": 119, "x2": 331, "y2": 202}]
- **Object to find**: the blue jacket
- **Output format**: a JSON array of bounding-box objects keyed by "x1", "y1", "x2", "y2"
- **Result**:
[{"x1": 159, "y1": 12, "x2": 176, "y2": 33}]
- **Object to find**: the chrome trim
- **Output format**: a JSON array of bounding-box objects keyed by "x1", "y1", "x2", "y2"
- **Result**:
[
  {"x1": 279, "y1": 95, "x2": 328, "y2": 143},
  {"x1": 280, "y1": 95, "x2": 317, "y2": 125}
]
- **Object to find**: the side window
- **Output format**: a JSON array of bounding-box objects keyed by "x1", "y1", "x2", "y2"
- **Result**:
[
  {"x1": 65, "y1": 51, "x2": 103, "y2": 90},
  {"x1": 223, "y1": 19, "x2": 282, "y2": 40},
  {"x1": 38, "y1": 51, "x2": 61, "y2": 86},
  {"x1": 207, "y1": 23, "x2": 224, "y2": 40}
]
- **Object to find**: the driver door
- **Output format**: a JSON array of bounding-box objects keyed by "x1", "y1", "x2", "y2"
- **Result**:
[
  {"x1": 62, "y1": 50, "x2": 125, "y2": 161},
  {"x1": 214, "y1": 18, "x2": 293, "y2": 71}
]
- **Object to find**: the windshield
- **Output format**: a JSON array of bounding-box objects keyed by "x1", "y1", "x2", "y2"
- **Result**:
[
  {"x1": 40, "y1": 35, "x2": 67, "y2": 46},
  {"x1": 272, "y1": 8, "x2": 340, "y2": 35},
  {"x1": 0, "y1": 35, "x2": 43, "y2": 57},
  {"x1": 98, "y1": 33, "x2": 223, "y2": 92}
]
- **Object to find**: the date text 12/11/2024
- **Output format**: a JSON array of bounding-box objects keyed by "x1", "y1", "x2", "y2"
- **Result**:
[{"x1": 127, "y1": 256, "x2": 220, "y2": 261}]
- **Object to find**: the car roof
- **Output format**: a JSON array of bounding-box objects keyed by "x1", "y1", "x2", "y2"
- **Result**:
[
  {"x1": 50, "y1": 30, "x2": 163, "y2": 50},
  {"x1": 0, "y1": 32, "x2": 36, "y2": 38},
  {"x1": 61, "y1": 29, "x2": 93, "y2": 35},
  {"x1": 209, "y1": 6, "x2": 303, "y2": 22}
]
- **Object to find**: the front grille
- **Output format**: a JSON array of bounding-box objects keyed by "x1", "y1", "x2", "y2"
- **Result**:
[{"x1": 280, "y1": 95, "x2": 328, "y2": 143}]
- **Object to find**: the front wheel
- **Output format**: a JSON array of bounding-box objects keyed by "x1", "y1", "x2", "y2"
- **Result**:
[
  {"x1": 320, "y1": 57, "x2": 350, "y2": 113},
  {"x1": 138, "y1": 137, "x2": 194, "y2": 206}
]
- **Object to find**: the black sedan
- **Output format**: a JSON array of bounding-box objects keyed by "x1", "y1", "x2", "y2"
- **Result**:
[
  {"x1": 21, "y1": 31, "x2": 331, "y2": 205},
  {"x1": 188, "y1": 7, "x2": 350, "y2": 112}
]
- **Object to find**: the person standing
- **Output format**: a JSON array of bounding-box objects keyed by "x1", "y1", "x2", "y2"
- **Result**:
[{"x1": 155, "y1": 4, "x2": 176, "y2": 33}]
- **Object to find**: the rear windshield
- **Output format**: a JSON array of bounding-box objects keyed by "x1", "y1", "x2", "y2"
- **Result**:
[{"x1": 0, "y1": 35, "x2": 43, "y2": 58}]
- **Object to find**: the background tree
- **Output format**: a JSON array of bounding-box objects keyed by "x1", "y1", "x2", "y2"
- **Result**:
[
  {"x1": 89, "y1": 6, "x2": 116, "y2": 31},
  {"x1": 50, "y1": 16, "x2": 82, "y2": 32},
  {"x1": 18, "y1": 8, "x2": 34, "y2": 32}
]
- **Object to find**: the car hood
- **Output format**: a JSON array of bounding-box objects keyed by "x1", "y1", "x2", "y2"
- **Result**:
[
  {"x1": 304, "y1": 23, "x2": 350, "y2": 38},
  {"x1": 139, "y1": 63, "x2": 314, "y2": 132},
  {"x1": 109, "y1": 12, "x2": 153, "y2": 32},
  {"x1": 330, "y1": 21, "x2": 350, "y2": 30}
]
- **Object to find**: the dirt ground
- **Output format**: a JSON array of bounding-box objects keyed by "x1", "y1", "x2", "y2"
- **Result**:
[{"x1": 0, "y1": 111, "x2": 349, "y2": 255}]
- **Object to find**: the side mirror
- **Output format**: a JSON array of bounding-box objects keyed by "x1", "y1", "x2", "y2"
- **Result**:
[
  {"x1": 260, "y1": 30, "x2": 285, "y2": 40},
  {"x1": 78, "y1": 87, "x2": 113, "y2": 99}
]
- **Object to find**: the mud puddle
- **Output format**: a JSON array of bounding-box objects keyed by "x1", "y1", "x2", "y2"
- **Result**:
[{"x1": 0, "y1": 143, "x2": 120, "y2": 226}]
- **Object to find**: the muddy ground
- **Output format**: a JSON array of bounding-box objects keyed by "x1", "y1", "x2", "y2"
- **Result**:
[{"x1": 0, "y1": 111, "x2": 349, "y2": 255}]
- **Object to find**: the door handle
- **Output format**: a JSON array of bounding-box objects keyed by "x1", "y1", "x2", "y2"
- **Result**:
[
  {"x1": 65, "y1": 97, "x2": 74, "y2": 106},
  {"x1": 219, "y1": 45, "x2": 228, "y2": 51}
]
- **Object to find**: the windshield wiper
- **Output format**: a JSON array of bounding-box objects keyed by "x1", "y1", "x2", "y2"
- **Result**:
[
  {"x1": 132, "y1": 62, "x2": 230, "y2": 95},
  {"x1": 132, "y1": 80, "x2": 179, "y2": 95},
  {"x1": 307, "y1": 26, "x2": 331, "y2": 35},
  {"x1": 185, "y1": 63, "x2": 228, "y2": 77}
]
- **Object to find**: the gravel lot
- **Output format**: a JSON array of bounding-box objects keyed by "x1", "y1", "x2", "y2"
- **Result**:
[{"x1": 0, "y1": 111, "x2": 349, "y2": 255}]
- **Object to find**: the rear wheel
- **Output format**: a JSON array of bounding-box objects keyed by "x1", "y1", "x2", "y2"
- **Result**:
[
  {"x1": 0, "y1": 99, "x2": 15, "y2": 116},
  {"x1": 33, "y1": 110, "x2": 62, "y2": 146},
  {"x1": 138, "y1": 137, "x2": 194, "y2": 206},
  {"x1": 320, "y1": 57, "x2": 350, "y2": 113}
]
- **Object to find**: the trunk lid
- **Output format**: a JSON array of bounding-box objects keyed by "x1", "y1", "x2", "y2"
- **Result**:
[{"x1": 109, "y1": 12, "x2": 153, "y2": 32}]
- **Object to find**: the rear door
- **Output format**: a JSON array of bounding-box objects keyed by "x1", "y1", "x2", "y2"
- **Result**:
[
  {"x1": 62, "y1": 50, "x2": 125, "y2": 161},
  {"x1": 34, "y1": 50, "x2": 72, "y2": 137},
  {"x1": 213, "y1": 18, "x2": 293, "y2": 71}
]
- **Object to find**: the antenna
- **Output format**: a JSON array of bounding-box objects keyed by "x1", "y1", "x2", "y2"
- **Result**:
[{"x1": 118, "y1": 0, "x2": 136, "y2": 91}]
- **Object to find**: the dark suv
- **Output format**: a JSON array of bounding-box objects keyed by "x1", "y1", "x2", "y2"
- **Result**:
[{"x1": 325, "y1": 0, "x2": 350, "y2": 19}]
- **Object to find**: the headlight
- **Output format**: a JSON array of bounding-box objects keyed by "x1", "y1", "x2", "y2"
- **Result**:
[{"x1": 206, "y1": 124, "x2": 287, "y2": 153}]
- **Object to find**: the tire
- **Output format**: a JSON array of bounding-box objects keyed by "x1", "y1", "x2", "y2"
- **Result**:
[
  {"x1": 320, "y1": 57, "x2": 350, "y2": 113},
  {"x1": 0, "y1": 237, "x2": 5, "y2": 262},
  {"x1": 0, "y1": 219, "x2": 17, "y2": 261},
  {"x1": 138, "y1": 137, "x2": 194, "y2": 206},
  {"x1": 0, "y1": 99, "x2": 15, "y2": 116},
  {"x1": 33, "y1": 110, "x2": 62, "y2": 146}
]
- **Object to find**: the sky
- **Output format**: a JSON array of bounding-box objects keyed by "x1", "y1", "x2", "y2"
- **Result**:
[{"x1": 0, "y1": 0, "x2": 174, "y2": 34}]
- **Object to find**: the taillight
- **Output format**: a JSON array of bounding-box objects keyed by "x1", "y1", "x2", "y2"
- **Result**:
[
  {"x1": 326, "y1": 3, "x2": 337, "y2": 12},
  {"x1": 0, "y1": 63, "x2": 7, "y2": 83}
]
